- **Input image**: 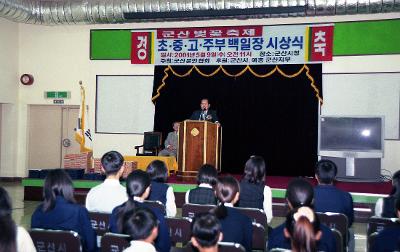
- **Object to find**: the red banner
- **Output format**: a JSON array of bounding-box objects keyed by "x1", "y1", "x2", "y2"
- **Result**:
[
  {"x1": 131, "y1": 32, "x2": 152, "y2": 64},
  {"x1": 309, "y1": 26, "x2": 334, "y2": 62}
]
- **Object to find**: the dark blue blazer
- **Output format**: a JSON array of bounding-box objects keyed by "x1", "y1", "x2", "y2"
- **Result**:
[
  {"x1": 314, "y1": 185, "x2": 354, "y2": 226},
  {"x1": 109, "y1": 201, "x2": 171, "y2": 252},
  {"x1": 190, "y1": 109, "x2": 219, "y2": 123},
  {"x1": 31, "y1": 196, "x2": 97, "y2": 252},
  {"x1": 147, "y1": 181, "x2": 169, "y2": 205},
  {"x1": 370, "y1": 226, "x2": 400, "y2": 252},
  {"x1": 219, "y1": 206, "x2": 253, "y2": 252},
  {"x1": 267, "y1": 222, "x2": 337, "y2": 252}
]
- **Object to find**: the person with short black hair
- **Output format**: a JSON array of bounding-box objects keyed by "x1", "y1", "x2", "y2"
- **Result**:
[
  {"x1": 0, "y1": 187, "x2": 36, "y2": 252},
  {"x1": 109, "y1": 170, "x2": 171, "y2": 252},
  {"x1": 146, "y1": 160, "x2": 177, "y2": 217},
  {"x1": 268, "y1": 178, "x2": 336, "y2": 252},
  {"x1": 314, "y1": 160, "x2": 354, "y2": 251},
  {"x1": 370, "y1": 198, "x2": 400, "y2": 252},
  {"x1": 185, "y1": 164, "x2": 218, "y2": 205},
  {"x1": 86, "y1": 151, "x2": 127, "y2": 213},
  {"x1": 122, "y1": 208, "x2": 159, "y2": 252},
  {"x1": 158, "y1": 121, "x2": 179, "y2": 157},
  {"x1": 238, "y1": 155, "x2": 273, "y2": 223},
  {"x1": 284, "y1": 206, "x2": 322, "y2": 252},
  {"x1": 375, "y1": 170, "x2": 400, "y2": 217},
  {"x1": 211, "y1": 176, "x2": 252, "y2": 252},
  {"x1": 31, "y1": 169, "x2": 97, "y2": 252},
  {"x1": 190, "y1": 98, "x2": 220, "y2": 124},
  {"x1": 191, "y1": 213, "x2": 223, "y2": 252}
]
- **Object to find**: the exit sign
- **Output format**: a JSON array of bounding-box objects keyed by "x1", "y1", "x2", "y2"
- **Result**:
[{"x1": 45, "y1": 91, "x2": 70, "y2": 99}]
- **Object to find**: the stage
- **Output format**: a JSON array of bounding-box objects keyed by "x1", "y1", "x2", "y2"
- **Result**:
[{"x1": 22, "y1": 174, "x2": 391, "y2": 223}]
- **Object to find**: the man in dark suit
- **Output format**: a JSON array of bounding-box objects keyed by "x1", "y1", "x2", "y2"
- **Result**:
[
  {"x1": 370, "y1": 198, "x2": 400, "y2": 252},
  {"x1": 190, "y1": 98, "x2": 219, "y2": 123},
  {"x1": 313, "y1": 159, "x2": 355, "y2": 251}
]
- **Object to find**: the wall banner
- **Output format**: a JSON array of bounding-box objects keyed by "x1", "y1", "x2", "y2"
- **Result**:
[{"x1": 131, "y1": 24, "x2": 334, "y2": 65}]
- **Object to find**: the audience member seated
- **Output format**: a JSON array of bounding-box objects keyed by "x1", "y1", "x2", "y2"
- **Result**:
[
  {"x1": 191, "y1": 212, "x2": 223, "y2": 252},
  {"x1": 370, "y1": 198, "x2": 400, "y2": 252},
  {"x1": 31, "y1": 169, "x2": 97, "y2": 252},
  {"x1": 211, "y1": 176, "x2": 252, "y2": 252},
  {"x1": 267, "y1": 178, "x2": 336, "y2": 252},
  {"x1": 158, "y1": 121, "x2": 179, "y2": 157},
  {"x1": 314, "y1": 160, "x2": 354, "y2": 251},
  {"x1": 375, "y1": 170, "x2": 400, "y2": 218},
  {"x1": 237, "y1": 155, "x2": 273, "y2": 224},
  {"x1": 0, "y1": 187, "x2": 36, "y2": 252},
  {"x1": 185, "y1": 164, "x2": 218, "y2": 205},
  {"x1": 284, "y1": 206, "x2": 322, "y2": 252},
  {"x1": 122, "y1": 208, "x2": 159, "y2": 252},
  {"x1": 86, "y1": 151, "x2": 127, "y2": 213},
  {"x1": 146, "y1": 160, "x2": 177, "y2": 217},
  {"x1": 109, "y1": 170, "x2": 171, "y2": 252}
]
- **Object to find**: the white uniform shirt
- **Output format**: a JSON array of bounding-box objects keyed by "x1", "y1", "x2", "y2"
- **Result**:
[
  {"x1": 85, "y1": 178, "x2": 128, "y2": 213},
  {"x1": 123, "y1": 240, "x2": 156, "y2": 252}
]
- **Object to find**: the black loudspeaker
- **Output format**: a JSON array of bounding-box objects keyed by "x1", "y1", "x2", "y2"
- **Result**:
[{"x1": 320, "y1": 156, "x2": 381, "y2": 182}]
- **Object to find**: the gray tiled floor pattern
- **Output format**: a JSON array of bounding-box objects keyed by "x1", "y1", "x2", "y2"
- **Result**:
[{"x1": 1, "y1": 182, "x2": 368, "y2": 252}]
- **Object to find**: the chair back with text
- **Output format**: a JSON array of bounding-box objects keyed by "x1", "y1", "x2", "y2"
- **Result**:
[
  {"x1": 29, "y1": 228, "x2": 81, "y2": 252},
  {"x1": 236, "y1": 206, "x2": 267, "y2": 227},
  {"x1": 252, "y1": 222, "x2": 266, "y2": 251},
  {"x1": 166, "y1": 217, "x2": 192, "y2": 245},
  {"x1": 367, "y1": 217, "x2": 399, "y2": 236},
  {"x1": 135, "y1": 132, "x2": 162, "y2": 156},
  {"x1": 316, "y1": 212, "x2": 348, "y2": 250},
  {"x1": 101, "y1": 233, "x2": 131, "y2": 252},
  {"x1": 182, "y1": 203, "x2": 216, "y2": 219},
  {"x1": 144, "y1": 200, "x2": 167, "y2": 215},
  {"x1": 89, "y1": 211, "x2": 110, "y2": 236}
]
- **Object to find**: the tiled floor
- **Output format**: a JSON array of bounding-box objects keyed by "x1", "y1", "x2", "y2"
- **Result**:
[{"x1": 1, "y1": 181, "x2": 368, "y2": 251}]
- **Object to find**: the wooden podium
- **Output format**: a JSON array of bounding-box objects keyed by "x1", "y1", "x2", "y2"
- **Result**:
[{"x1": 177, "y1": 120, "x2": 222, "y2": 181}]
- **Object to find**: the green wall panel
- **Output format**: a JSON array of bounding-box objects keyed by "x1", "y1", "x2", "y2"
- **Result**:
[
  {"x1": 334, "y1": 19, "x2": 400, "y2": 56},
  {"x1": 90, "y1": 30, "x2": 131, "y2": 60}
]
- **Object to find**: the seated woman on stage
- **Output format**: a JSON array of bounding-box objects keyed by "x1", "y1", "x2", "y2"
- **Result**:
[
  {"x1": 146, "y1": 160, "x2": 176, "y2": 217},
  {"x1": 31, "y1": 169, "x2": 97, "y2": 252},
  {"x1": 185, "y1": 164, "x2": 218, "y2": 205},
  {"x1": 211, "y1": 176, "x2": 253, "y2": 252},
  {"x1": 375, "y1": 170, "x2": 400, "y2": 217},
  {"x1": 0, "y1": 186, "x2": 36, "y2": 252},
  {"x1": 284, "y1": 206, "x2": 322, "y2": 252},
  {"x1": 109, "y1": 170, "x2": 171, "y2": 252},
  {"x1": 238, "y1": 155, "x2": 273, "y2": 223}
]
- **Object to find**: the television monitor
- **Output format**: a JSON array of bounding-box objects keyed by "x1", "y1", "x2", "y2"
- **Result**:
[{"x1": 318, "y1": 116, "x2": 384, "y2": 158}]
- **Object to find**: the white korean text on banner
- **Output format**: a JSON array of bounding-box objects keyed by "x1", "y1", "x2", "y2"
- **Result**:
[{"x1": 131, "y1": 24, "x2": 334, "y2": 65}]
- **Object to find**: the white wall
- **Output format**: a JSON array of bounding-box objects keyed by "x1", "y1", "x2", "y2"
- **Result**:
[
  {"x1": 0, "y1": 18, "x2": 19, "y2": 176},
  {"x1": 2, "y1": 12, "x2": 399, "y2": 177}
]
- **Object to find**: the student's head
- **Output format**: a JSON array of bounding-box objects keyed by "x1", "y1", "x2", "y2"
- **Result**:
[
  {"x1": 200, "y1": 98, "x2": 210, "y2": 110},
  {"x1": 390, "y1": 170, "x2": 400, "y2": 197},
  {"x1": 286, "y1": 178, "x2": 314, "y2": 209},
  {"x1": 0, "y1": 187, "x2": 16, "y2": 252},
  {"x1": 243, "y1": 155, "x2": 266, "y2": 185},
  {"x1": 43, "y1": 169, "x2": 75, "y2": 212},
  {"x1": 122, "y1": 207, "x2": 158, "y2": 243},
  {"x1": 197, "y1": 164, "x2": 218, "y2": 186},
  {"x1": 315, "y1": 160, "x2": 337, "y2": 185},
  {"x1": 146, "y1": 160, "x2": 168, "y2": 183},
  {"x1": 101, "y1": 151, "x2": 125, "y2": 176},
  {"x1": 215, "y1": 176, "x2": 240, "y2": 205},
  {"x1": 284, "y1": 206, "x2": 321, "y2": 252},
  {"x1": 126, "y1": 170, "x2": 151, "y2": 200},
  {"x1": 191, "y1": 213, "x2": 223, "y2": 251}
]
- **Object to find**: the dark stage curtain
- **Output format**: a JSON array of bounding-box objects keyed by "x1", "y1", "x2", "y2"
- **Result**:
[{"x1": 152, "y1": 64, "x2": 322, "y2": 176}]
